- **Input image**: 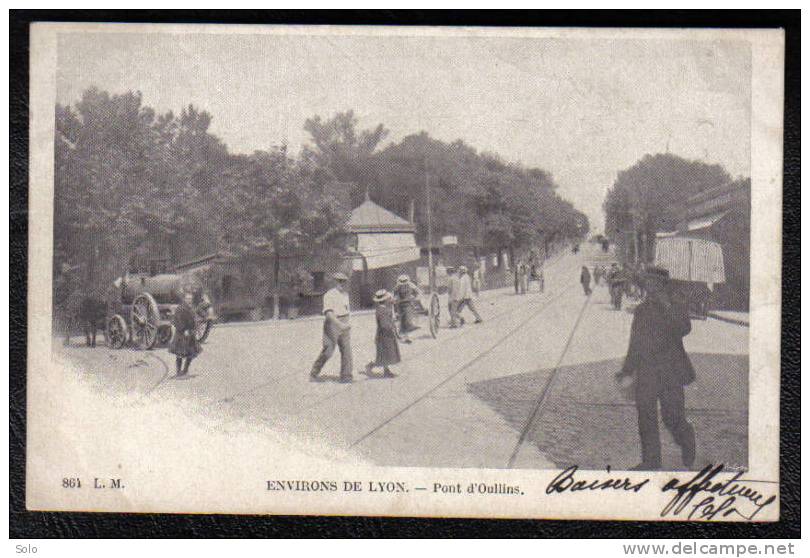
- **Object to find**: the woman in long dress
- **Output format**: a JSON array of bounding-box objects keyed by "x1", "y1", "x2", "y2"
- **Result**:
[
  {"x1": 365, "y1": 290, "x2": 401, "y2": 378},
  {"x1": 169, "y1": 292, "x2": 202, "y2": 377}
]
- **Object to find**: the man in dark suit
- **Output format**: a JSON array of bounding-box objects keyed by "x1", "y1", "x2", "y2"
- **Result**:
[{"x1": 616, "y1": 267, "x2": 696, "y2": 471}]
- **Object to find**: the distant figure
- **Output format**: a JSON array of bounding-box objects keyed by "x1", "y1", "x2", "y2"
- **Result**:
[
  {"x1": 310, "y1": 272, "x2": 353, "y2": 383},
  {"x1": 393, "y1": 274, "x2": 421, "y2": 342},
  {"x1": 456, "y1": 266, "x2": 483, "y2": 324},
  {"x1": 580, "y1": 266, "x2": 592, "y2": 296},
  {"x1": 572, "y1": 244, "x2": 580, "y2": 254},
  {"x1": 519, "y1": 261, "x2": 529, "y2": 294},
  {"x1": 169, "y1": 291, "x2": 203, "y2": 377},
  {"x1": 364, "y1": 290, "x2": 401, "y2": 379},
  {"x1": 472, "y1": 266, "x2": 481, "y2": 297},
  {"x1": 601, "y1": 239, "x2": 610, "y2": 253},
  {"x1": 593, "y1": 265, "x2": 603, "y2": 286},
  {"x1": 532, "y1": 261, "x2": 545, "y2": 293},
  {"x1": 615, "y1": 267, "x2": 696, "y2": 471},
  {"x1": 447, "y1": 267, "x2": 463, "y2": 328},
  {"x1": 608, "y1": 263, "x2": 627, "y2": 310},
  {"x1": 77, "y1": 296, "x2": 106, "y2": 347},
  {"x1": 513, "y1": 261, "x2": 521, "y2": 295}
]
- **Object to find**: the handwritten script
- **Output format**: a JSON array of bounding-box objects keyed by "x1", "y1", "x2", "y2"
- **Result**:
[
  {"x1": 661, "y1": 464, "x2": 776, "y2": 520},
  {"x1": 545, "y1": 464, "x2": 776, "y2": 522},
  {"x1": 546, "y1": 466, "x2": 649, "y2": 494}
]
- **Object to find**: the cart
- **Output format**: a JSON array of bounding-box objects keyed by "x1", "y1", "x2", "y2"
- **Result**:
[{"x1": 105, "y1": 258, "x2": 216, "y2": 350}]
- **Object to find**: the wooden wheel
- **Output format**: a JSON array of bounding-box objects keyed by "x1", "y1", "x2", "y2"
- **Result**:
[
  {"x1": 131, "y1": 293, "x2": 159, "y2": 350},
  {"x1": 429, "y1": 292, "x2": 440, "y2": 338},
  {"x1": 105, "y1": 314, "x2": 128, "y2": 349}
]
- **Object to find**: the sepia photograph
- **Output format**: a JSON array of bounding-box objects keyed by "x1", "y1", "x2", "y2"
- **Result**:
[{"x1": 22, "y1": 21, "x2": 785, "y2": 522}]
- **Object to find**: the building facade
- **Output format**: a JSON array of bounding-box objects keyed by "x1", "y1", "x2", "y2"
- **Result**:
[{"x1": 667, "y1": 180, "x2": 751, "y2": 311}]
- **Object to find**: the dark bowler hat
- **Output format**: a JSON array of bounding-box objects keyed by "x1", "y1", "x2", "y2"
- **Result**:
[{"x1": 644, "y1": 266, "x2": 670, "y2": 281}]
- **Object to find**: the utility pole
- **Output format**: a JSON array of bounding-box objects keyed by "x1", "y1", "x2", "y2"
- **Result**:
[
  {"x1": 630, "y1": 187, "x2": 641, "y2": 265},
  {"x1": 425, "y1": 166, "x2": 434, "y2": 292}
]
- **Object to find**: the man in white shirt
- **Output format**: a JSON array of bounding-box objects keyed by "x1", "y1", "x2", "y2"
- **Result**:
[
  {"x1": 456, "y1": 266, "x2": 483, "y2": 325},
  {"x1": 310, "y1": 272, "x2": 353, "y2": 383},
  {"x1": 447, "y1": 267, "x2": 463, "y2": 328}
]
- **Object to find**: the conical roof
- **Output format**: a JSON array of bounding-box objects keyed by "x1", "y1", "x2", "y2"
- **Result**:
[{"x1": 348, "y1": 198, "x2": 415, "y2": 233}]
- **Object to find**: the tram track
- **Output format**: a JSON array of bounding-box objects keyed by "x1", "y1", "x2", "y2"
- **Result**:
[
  {"x1": 205, "y1": 252, "x2": 573, "y2": 408},
  {"x1": 288, "y1": 282, "x2": 577, "y2": 417},
  {"x1": 506, "y1": 290, "x2": 591, "y2": 468},
  {"x1": 347, "y1": 282, "x2": 579, "y2": 449}
]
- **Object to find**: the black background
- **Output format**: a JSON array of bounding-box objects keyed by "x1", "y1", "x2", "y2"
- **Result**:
[{"x1": 9, "y1": 9, "x2": 800, "y2": 538}]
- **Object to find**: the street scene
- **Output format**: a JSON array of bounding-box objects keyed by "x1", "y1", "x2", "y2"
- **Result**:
[
  {"x1": 50, "y1": 31, "x2": 752, "y2": 473},
  {"x1": 55, "y1": 242, "x2": 748, "y2": 471}
]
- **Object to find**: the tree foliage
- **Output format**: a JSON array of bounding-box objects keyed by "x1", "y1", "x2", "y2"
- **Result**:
[
  {"x1": 55, "y1": 92, "x2": 588, "y2": 296},
  {"x1": 603, "y1": 153, "x2": 734, "y2": 238},
  {"x1": 302, "y1": 119, "x2": 590, "y2": 252}
]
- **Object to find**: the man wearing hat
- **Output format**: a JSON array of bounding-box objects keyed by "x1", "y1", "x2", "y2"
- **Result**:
[
  {"x1": 615, "y1": 266, "x2": 696, "y2": 470},
  {"x1": 455, "y1": 265, "x2": 483, "y2": 325},
  {"x1": 310, "y1": 272, "x2": 353, "y2": 383},
  {"x1": 393, "y1": 273, "x2": 420, "y2": 342}
]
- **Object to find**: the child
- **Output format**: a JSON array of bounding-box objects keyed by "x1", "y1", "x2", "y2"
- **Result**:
[
  {"x1": 169, "y1": 291, "x2": 202, "y2": 377},
  {"x1": 365, "y1": 289, "x2": 401, "y2": 378}
]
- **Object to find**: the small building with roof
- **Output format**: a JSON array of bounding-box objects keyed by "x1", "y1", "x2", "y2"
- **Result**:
[{"x1": 346, "y1": 194, "x2": 422, "y2": 307}]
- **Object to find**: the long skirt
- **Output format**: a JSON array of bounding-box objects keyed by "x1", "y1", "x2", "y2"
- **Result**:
[
  {"x1": 375, "y1": 330, "x2": 401, "y2": 365},
  {"x1": 169, "y1": 330, "x2": 202, "y2": 358}
]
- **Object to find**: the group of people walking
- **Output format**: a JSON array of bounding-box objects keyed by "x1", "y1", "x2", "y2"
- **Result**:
[
  {"x1": 514, "y1": 259, "x2": 544, "y2": 295},
  {"x1": 310, "y1": 266, "x2": 485, "y2": 383},
  {"x1": 447, "y1": 265, "x2": 483, "y2": 328},
  {"x1": 579, "y1": 262, "x2": 633, "y2": 310}
]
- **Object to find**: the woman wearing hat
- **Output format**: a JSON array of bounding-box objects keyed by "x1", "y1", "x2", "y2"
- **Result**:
[
  {"x1": 169, "y1": 291, "x2": 203, "y2": 377},
  {"x1": 393, "y1": 274, "x2": 420, "y2": 342},
  {"x1": 364, "y1": 289, "x2": 401, "y2": 378}
]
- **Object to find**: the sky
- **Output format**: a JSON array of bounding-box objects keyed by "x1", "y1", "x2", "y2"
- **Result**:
[{"x1": 56, "y1": 30, "x2": 751, "y2": 232}]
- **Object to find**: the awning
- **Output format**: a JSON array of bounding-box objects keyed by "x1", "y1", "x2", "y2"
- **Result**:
[
  {"x1": 654, "y1": 236, "x2": 725, "y2": 284},
  {"x1": 352, "y1": 232, "x2": 421, "y2": 271},
  {"x1": 686, "y1": 211, "x2": 727, "y2": 232}
]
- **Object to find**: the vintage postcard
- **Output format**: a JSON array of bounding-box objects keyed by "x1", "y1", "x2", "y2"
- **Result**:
[{"x1": 26, "y1": 23, "x2": 784, "y2": 521}]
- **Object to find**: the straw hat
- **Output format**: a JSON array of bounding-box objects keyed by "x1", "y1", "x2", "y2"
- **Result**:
[
  {"x1": 333, "y1": 272, "x2": 349, "y2": 282},
  {"x1": 397, "y1": 274, "x2": 410, "y2": 283},
  {"x1": 373, "y1": 289, "x2": 392, "y2": 303},
  {"x1": 458, "y1": 265, "x2": 468, "y2": 273}
]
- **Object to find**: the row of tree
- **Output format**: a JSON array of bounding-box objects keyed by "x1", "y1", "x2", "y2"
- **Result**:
[
  {"x1": 55, "y1": 88, "x2": 589, "y2": 294},
  {"x1": 602, "y1": 153, "x2": 749, "y2": 261}
]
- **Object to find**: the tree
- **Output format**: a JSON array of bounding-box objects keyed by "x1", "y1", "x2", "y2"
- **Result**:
[
  {"x1": 302, "y1": 110, "x2": 388, "y2": 203},
  {"x1": 55, "y1": 88, "x2": 162, "y2": 291},
  {"x1": 376, "y1": 134, "x2": 587, "y2": 252},
  {"x1": 603, "y1": 153, "x2": 736, "y2": 262},
  {"x1": 216, "y1": 148, "x2": 349, "y2": 258}
]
